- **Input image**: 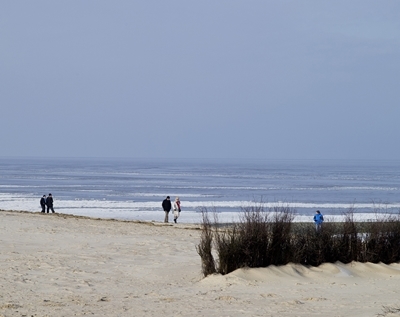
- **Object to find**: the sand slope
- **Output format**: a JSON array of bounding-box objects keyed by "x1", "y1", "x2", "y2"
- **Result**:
[{"x1": 1, "y1": 210, "x2": 400, "y2": 317}]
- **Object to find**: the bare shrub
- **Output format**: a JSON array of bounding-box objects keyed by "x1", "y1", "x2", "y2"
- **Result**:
[
  {"x1": 335, "y1": 210, "x2": 362, "y2": 263},
  {"x1": 214, "y1": 205, "x2": 295, "y2": 274},
  {"x1": 365, "y1": 212, "x2": 400, "y2": 264},
  {"x1": 290, "y1": 223, "x2": 316, "y2": 265},
  {"x1": 291, "y1": 221, "x2": 339, "y2": 266},
  {"x1": 267, "y1": 206, "x2": 295, "y2": 265},
  {"x1": 196, "y1": 208, "x2": 216, "y2": 276},
  {"x1": 197, "y1": 205, "x2": 400, "y2": 277}
]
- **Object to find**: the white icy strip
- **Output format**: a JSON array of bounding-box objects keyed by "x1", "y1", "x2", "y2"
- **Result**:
[{"x1": 1, "y1": 193, "x2": 399, "y2": 223}]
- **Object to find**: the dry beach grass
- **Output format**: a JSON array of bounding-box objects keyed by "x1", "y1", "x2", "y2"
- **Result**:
[{"x1": 1, "y1": 210, "x2": 400, "y2": 316}]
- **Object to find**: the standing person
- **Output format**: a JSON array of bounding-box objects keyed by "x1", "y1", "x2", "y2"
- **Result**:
[
  {"x1": 46, "y1": 193, "x2": 55, "y2": 213},
  {"x1": 162, "y1": 196, "x2": 172, "y2": 223},
  {"x1": 173, "y1": 197, "x2": 181, "y2": 223},
  {"x1": 313, "y1": 210, "x2": 324, "y2": 232},
  {"x1": 40, "y1": 195, "x2": 46, "y2": 213}
]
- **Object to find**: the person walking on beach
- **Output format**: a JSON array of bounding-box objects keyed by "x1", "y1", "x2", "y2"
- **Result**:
[
  {"x1": 40, "y1": 195, "x2": 46, "y2": 213},
  {"x1": 173, "y1": 197, "x2": 181, "y2": 223},
  {"x1": 162, "y1": 196, "x2": 172, "y2": 223},
  {"x1": 314, "y1": 210, "x2": 324, "y2": 232},
  {"x1": 46, "y1": 193, "x2": 55, "y2": 213}
]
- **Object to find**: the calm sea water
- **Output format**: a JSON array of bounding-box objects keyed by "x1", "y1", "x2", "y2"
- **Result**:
[{"x1": 0, "y1": 158, "x2": 399, "y2": 222}]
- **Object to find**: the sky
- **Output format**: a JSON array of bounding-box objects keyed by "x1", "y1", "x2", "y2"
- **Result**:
[{"x1": 1, "y1": 1, "x2": 400, "y2": 160}]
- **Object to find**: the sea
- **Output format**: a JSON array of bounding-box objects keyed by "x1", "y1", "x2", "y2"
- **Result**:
[{"x1": 1, "y1": 157, "x2": 399, "y2": 223}]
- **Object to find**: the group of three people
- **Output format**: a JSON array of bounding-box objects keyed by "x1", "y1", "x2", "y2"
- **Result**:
[
  {"x1": 162, "y1": 196, "x2": 181, "y2": 223},
  {"x1": 162, "y1": 197, "x2": 324, "y2": 229},
  {"x1": 162, "y1": 197, "x2": 323, "y2": 229},
  {"x1": 40, "y1": 194, "x2": 55, "y2": 213}
]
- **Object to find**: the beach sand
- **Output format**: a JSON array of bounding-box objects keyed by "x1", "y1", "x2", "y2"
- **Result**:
[{"x1": 1, "y1": 210, "x2": 400, "y2": 317}]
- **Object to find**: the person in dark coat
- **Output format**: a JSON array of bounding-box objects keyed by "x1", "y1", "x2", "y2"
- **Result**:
[
  {"x1": 46, "y1": 193, "x2": 55, "y2": 213},
  {"x1": 162, "y1": 196, "x2": 172, "y2": 223},
  {"x1": 40, "y1": 195, "x2": 46, "y2": 213}
]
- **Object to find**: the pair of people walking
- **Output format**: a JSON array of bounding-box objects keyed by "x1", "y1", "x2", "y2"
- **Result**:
[
  {"x1": 162, "y1": 196, "x2": 181, "y2": 223},
  {"x1": 40, "y1": 193, "x2": 55, "y2": 213}
]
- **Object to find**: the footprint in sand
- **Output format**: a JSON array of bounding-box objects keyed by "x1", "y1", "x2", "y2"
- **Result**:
[
  {"x1": 261, "y1": 293, "x2": 280, "y2": 298},
  {"x1": 303, "y1": 297, "x2": 328, "y2": 302}
]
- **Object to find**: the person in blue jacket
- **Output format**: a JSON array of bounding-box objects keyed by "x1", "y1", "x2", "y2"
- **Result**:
[{"x1": 313, "y1": 210, "x2": 324, "y2": 232}]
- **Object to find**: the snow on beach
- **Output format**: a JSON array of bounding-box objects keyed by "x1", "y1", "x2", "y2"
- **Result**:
[{"x1": 1, "y1": 192, "x2": 398, "y2": 223}]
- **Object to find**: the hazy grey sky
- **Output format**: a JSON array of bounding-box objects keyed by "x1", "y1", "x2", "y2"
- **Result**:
[{"x1": 1, "y1": 1, "x2": 399, "y2": 159}]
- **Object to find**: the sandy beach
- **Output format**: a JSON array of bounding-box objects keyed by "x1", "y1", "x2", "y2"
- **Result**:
[{"x1": 1, "y1": 210, "x2": 400, "y2": 317}]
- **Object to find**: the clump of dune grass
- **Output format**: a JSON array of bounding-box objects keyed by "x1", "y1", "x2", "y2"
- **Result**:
[
  {"x1": 196, "y1": 207, "x2": 216, "y2": 276},
  {"x1": 214, "y1": 204, "x2": 273, "y2": 274},
  {"x1": 197, "y1": 205, "x2": 400, "y2": 277},
  {"x1": 291, "y1": 220, "x2": 340, "y2": 266},
  {"x1": 364, "y1": 213, "x2": 400, "y2": 264},
  {"x1": 197, "y1": 204, "x2": 296, "y2": 275}
]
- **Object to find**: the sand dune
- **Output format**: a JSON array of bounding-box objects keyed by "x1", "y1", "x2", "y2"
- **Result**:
[{"x1": 1, "y1": 210, "x2": 400, "y2": 317}]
